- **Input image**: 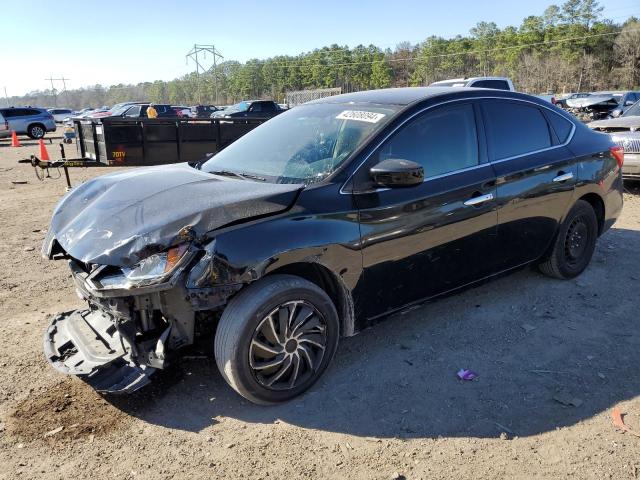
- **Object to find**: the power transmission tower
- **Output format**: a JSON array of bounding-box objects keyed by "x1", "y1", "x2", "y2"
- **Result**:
[
  {"x1": 185, "y1": 44, "x2": 223, "y2": 105},
  {"x1": 44, "y1": 76, "x2": 70, "y2": 107}
]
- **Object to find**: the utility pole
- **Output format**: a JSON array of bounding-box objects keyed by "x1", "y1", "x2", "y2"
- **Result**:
[
  {"x1": 44, "y1": 76, "x2": 70, "y2": 107},
  {"x1": 3, "y1": 87, "x2": 8, "y2": 107},
  {"x1": 186, "y1": 44, "x2": 223, "y2": 105}
]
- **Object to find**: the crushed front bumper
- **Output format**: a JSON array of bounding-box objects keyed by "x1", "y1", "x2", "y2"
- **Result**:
[{"x1": 44, "y1": 309, "x2": 156, "y2": 393}]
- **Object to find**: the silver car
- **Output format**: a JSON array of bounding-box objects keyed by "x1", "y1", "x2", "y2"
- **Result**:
[
  {"x1": 588, "y1": 99, "x2": 640, "y2": 179},
  {"x1": 0, "y1": 107, "x2": 57, "y2": 139}
]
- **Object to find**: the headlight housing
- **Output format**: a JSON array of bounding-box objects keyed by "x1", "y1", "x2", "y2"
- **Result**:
[{"x1": 90, "y1": 244, "x2": 191, "y2": 291}]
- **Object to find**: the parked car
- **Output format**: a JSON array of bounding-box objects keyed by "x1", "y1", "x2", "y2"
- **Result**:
[
  {"x1": 429, "y1": 76, "x2": 515, "y2": 91},
  {"x1": 0, "y1": 111, "x2": 10, "y2": 138},
  {"x1": 588, "y1": 99, "x2": 640, "y2": 179},
  {"x1": 0, "y1": 107, "x2": 56, "y2": 139},
  {"x1": 191, "y1": 104, "x2": 219, "y2": 118},
  {"x1": 565, "y1": 91, "x2": 640, "y2": 121},
  {"x1": 89, "y1": 102, "x2": 144, "y2": 119},
  {"x1": 172, "y1": 105, "x2": 192, "y2": 117},
  {"x1": 47, "y1": 108, "x2": 74, "y2": 123},
  {"x1": 555, "y1": 92, "x2": 590, "y2": 109},
  {"x1": 42, "y1": 87, "x2": 623, "y2": 404},
  {"x1": 608, "y1": 91, "x2": 640, "y2": 118},
  {"x1": 211, "y1": 100, "x2": 283, "y2": 119},
  {"x1": 121, "y1": 104, "x2": 176, "y2": 118}
]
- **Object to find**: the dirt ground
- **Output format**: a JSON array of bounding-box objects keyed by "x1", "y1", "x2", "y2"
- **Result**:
[{"x1": 1, "y1": 130, "x2": 640, "y2": 480}]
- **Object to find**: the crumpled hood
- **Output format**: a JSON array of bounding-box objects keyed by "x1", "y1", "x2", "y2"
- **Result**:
[
  {"x1": 45, "y1": 163, "x2": 302, "y2": 267},
  {"x1": 588, "y1": 116, "x2": 640, "y2": 130},
  {"x1": 566, "y1": 95, "x2": 616, "y2": 108}
]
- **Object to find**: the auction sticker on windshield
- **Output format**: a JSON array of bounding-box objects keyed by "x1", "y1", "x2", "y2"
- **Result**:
[{"x1": 336, "y1": 110, "x2": 386, "y2": 123}]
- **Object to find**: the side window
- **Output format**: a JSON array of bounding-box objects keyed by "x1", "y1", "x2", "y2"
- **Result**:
[
  {"x1": 25, "y1": 109, "x2": 41, "y2": 116},
  {"x1": 125, "y1": 106, "x2": 141, "y2": 117},
  {"x1": 249, "y1": 103, "x2": 262, "y2": 113},
  {"x1": 471, "y1": 80, "x2": 510, "y2": 90},
  {"x1": 483, "y1": 101, "x2": 552, "y2": 160},
  {"x1": 545, "y1": 111, "x2": 574, "y2": 143},
  {"x1": 262, "y1": 102, "x2": 276, "y2": 112},
  {"x1": 377, "y1": 103, "x2": 479, "y2": 178}
]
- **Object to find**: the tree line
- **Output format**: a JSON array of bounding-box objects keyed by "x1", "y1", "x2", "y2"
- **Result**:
[{"x1": 6, "y1": 0, "x2": 640, "y2": 110}]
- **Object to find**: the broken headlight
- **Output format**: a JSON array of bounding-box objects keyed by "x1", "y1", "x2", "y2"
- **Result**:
[{"x1": 90, "y1": 244, "x2": 191, "y2": 291}]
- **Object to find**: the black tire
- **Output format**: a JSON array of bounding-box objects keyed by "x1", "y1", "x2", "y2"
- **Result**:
[
  {"x1": 27, "y1": 123, "x2": 45, "y2": 139},
  {"x1": 539, "y1": 199, "x2": 598, "y2": 279},
  {"x1": 214, "y1": 274, "x2": 339, "y2": 405}
]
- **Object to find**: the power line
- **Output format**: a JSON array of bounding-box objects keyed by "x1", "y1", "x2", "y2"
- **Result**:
[
  {"x1": 248, "y1": 27, "x2": 640, "y2": 70},
  {"x1": 186, "y1": 44, "x2": 224, "y2": 104}
]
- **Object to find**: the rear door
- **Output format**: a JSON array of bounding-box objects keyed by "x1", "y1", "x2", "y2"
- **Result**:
[
  {"x1": 481, "y1": 99, "x2": 577, "y2": 268},
  {"x1": 355, "y1": 101, "x2": 499, "y2": 319},
  {"x1": 3, "y1": 108, "x2": 30, "y2": 132}
]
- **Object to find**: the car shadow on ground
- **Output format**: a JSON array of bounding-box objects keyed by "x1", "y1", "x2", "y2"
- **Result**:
[{"x1": 106, "y1": 227, "x2": 640, "y2": 439}]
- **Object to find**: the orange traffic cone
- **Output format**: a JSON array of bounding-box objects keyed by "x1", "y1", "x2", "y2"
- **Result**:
[
  {"x1": 38, "y1": 139, "x2": 51, "y2": 161},
  {"x1": 11, "y1": 131, "x2": 21, "y2": 147}
]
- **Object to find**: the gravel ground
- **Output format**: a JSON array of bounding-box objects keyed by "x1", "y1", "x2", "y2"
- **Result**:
[{"x1": 1, "y1": 131, "x2": 640, "y2": 479}]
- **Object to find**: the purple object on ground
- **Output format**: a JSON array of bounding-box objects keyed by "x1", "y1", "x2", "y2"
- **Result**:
[{"x1": 457, "y1": 369, "x2": 478, "y2": 381}]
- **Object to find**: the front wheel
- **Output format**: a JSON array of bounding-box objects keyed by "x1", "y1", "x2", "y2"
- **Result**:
[
  {"x1": 214, "y1": 274, "x2": 339, "y2": 405},
  {"x1": 539, "y1": 199, "x2": 598, "y2": 279}
]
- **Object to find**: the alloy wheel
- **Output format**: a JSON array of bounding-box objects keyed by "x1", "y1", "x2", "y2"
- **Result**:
[{"x1": 249, "y1": 300, "x2": 327, "y2": 391}]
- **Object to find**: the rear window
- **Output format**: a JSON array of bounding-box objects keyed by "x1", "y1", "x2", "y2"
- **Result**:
[
  {"x1": 482, "y1": 100, "x2": 552, "y2": 160},
  {"x1": 471, "y1": 80, "x2": 510, "y2": 90},
  {"x1": 545, "y1": 111, "x2": 574, "y2": 143}
]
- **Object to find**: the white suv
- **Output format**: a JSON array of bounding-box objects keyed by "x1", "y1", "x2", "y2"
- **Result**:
[{"x1": 430, "y1": 77, "x2": 515, "y2": 91}]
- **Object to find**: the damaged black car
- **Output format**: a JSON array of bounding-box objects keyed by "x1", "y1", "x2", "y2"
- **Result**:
[{"x1": 43, "y1": 87, "x2": 623, "y2": 404}]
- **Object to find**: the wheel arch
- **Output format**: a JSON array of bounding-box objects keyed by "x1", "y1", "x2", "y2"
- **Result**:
[
  {"x1": 577, "y1": 192, "x2": 605, "y2": 236},
  {"x1": 27, "y1": 122, "x2": 46, "y2": 137},
  {"x1": 267, "y1": 262, "x2": 355, "y2": 337}
]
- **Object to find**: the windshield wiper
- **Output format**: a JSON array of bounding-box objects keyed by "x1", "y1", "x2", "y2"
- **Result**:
[{"x1": 209, "y1": 169, "x2": 266, "y2": 182}]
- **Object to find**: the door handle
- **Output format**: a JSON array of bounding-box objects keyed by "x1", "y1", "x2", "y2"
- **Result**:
[
  {"x1": 463, "y1": 192, "x2": 494, "y2": 207},
  {"x1": 553, "y1": 172, "x2": 574, "y2": 183}
]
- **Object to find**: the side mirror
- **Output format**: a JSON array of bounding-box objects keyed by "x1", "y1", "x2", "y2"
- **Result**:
[
  {"x1": 625, "y1": 100, "x2": 634, "y2": 106},
  {"x1": 370, "y1": 158, "x2": 424, "y2": 188}
]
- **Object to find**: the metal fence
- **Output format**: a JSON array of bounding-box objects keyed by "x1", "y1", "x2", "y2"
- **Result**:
[{"x1": 285, "y1": 87, "x2": 342, "y2": 106}]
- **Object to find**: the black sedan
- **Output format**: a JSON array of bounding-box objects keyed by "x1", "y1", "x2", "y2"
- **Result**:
[{"x1": 42, "y1": 87, "x2": 623, "y2": 404}]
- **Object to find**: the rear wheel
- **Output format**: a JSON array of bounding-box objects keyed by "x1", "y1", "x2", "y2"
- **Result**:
[
  {"x1": 214, "y1": 274, "x2": 339, "y2": 405},
  {"x1": 539, "y1": 199, "x2": 598, "y2": 279},
  {"x1": 27, "y1": 123, "x2": 45, "y2": 139}
]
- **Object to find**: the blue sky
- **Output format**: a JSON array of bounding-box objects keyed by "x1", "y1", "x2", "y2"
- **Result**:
[{"x1": 3, "y1": 0, "x2": 639, "y2": 96}]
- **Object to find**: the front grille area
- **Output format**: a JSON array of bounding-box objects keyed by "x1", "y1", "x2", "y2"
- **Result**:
[{"x1": 611, "y1": 134, "x2": 640, "y2": 154}]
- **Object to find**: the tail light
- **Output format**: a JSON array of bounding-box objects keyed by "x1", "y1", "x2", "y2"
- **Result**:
[{"x1": 610, "y1": 146, "x2": 624, "y2": 168}]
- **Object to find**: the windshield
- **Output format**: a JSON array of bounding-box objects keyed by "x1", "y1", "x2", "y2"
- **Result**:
[
  {"x1": 225, "y1": 101, "x2": 250, "y2": 114},
  {"x1": 201, "y1": 103, "x2": 398, "y2": 185},
  {"x1": 623, "y1": 100, "x2": 640, "y2": 117}
]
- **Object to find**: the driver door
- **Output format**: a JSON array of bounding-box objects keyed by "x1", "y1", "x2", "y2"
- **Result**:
[{"x1": 353, "y1": 102, "x2": 499, "y2": 319}]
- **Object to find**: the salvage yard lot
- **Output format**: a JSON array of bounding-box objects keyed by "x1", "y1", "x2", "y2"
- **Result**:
[{"x1": 1, "y1": 135, "x2": 640, "y2": 479}]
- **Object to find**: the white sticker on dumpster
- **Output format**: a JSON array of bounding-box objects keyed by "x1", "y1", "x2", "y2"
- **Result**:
[{"x1": 336, "y1": 110, "x2": 386, "y2": 123}]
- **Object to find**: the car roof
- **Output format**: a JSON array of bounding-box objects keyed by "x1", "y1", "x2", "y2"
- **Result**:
[{"x1": 306, "y1": 86, "x2": 526, "y2": 107}]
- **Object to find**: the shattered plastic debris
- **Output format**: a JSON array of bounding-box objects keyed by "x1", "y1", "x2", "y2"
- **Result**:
[
  {"x1": 612, "y1": 407, "x2": 640, "y2": 438},
  {"x1": 456, "y1": 369, "x2": 478, "y2": 381}
]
